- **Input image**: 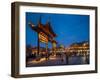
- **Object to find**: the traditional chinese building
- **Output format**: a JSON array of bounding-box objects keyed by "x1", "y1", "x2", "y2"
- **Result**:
[{"x1": 28, "y1": 17, "x2": 57, "y2": 59}]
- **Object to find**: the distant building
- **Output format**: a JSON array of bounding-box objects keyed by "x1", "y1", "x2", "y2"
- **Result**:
[
  {"x1": 66, "y1": 41, "x2": 89, "y2": 56},
  {"x1": 31, "y1": 47, "x2": 50, "y2": 55}
]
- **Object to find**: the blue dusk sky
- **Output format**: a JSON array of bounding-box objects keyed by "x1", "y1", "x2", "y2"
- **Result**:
[{"x1": 26, "y1": 12, "x2": 89, "y2": 48}]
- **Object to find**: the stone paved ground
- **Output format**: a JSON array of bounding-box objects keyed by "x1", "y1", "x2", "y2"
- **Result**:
[{"x1": 26, "y1": 53, "x2": 89, "y2": 67}]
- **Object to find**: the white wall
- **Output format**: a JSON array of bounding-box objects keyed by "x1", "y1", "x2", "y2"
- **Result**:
[{"x1": 0, "y1": 0, "x2": 100, "y2": 80}]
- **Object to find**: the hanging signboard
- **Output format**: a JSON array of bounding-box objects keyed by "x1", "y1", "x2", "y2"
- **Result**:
[{"x1": 39, "y1": 32, "x2": 48, "y2": 43}]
